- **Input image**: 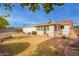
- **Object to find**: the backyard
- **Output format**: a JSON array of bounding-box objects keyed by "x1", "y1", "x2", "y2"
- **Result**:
[
  {"x1": 1, "y1": 34, "x2": 56, "y2": 56},
  {"x1": 0, "y1": 30, "x2": 79, "y2": 56},
  {"x1": 0, "y1": 33, "x2": 59, "y2": 56}
]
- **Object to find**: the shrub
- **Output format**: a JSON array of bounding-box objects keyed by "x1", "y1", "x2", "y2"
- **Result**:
[
  {"x1": 61, "y1": 36, "x2": 67, "y2": 39},
  {"x1": 8, "y1": 34, "x2": 13, "y2": 38},
  {"x1": 32, "y1": 31, "x2": 37, "y2": 35}
]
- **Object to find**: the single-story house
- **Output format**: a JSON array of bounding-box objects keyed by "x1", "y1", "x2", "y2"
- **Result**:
[{"x1": 22, "y1": 20, "x2": 73, "y2": 37}]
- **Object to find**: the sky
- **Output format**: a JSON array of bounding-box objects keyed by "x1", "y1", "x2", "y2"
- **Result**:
[{"x1": 0, "y1": 3, "x2": 79, "y2": 27}]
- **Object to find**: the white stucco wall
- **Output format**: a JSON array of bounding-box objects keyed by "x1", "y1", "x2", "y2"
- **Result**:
[
  {"x1": 22, "y1": 24, "x2": 71, "y2": 37},
  {"x1": 63, "y1": 25, "x2": 70, "y2": 36},
  {"x1": 23, "y1": 27, "x2": 36, "y2": 33},
  {"x1": 36, "y1": 31, "x2": 44, "y2": 35},
  {"x1": 36, "y1": 25, "x2": 55, "y2": 37},
  {"x1": 48, "y1": 25, "x2": 55, "y2": 37}
]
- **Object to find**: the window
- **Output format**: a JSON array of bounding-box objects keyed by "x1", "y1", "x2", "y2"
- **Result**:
[
  {"x1": 46, "y1": 26, "x2": 49, "y2": 31},
  {"x1": 37, "y1": 26, "x2": 49, "y2": 31},
  {"x1": 37, "y1": 26, "x2": 44, "y2": 31},
  {"x1": 60, "y1": 25, "x2": 64, "y2": 29},
  {"x1": 37, "y1": 27, "x2": 40, "y2": 30},
  {"x1": 41, "y1": 26, "x2": 44, "y2": 31}
]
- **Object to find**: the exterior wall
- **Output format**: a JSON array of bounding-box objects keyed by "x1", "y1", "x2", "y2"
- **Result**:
[
  {"x1": 36, "y1": 31, "x2": 44, "y2": 35},
  {"x1": 23, "y1": 27, "x2": 36, "y2": 33},
  {"x1": 62, "y1": 25, "x2": 71, "y2": 36},
  {"x1": 36, "y1": 26, "x2": 44, "y2": 35},
  {"x1": 48, "y1": 25, "x2": 55, "y2": 37},
  {"x1": 22, "y1": 24, "x2": 72, "y2": 37},
  {"x1": 36, "y1": 25, "x2": 55, "y2": 37}
]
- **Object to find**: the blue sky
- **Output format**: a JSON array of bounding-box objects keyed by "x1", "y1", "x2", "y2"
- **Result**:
[{"x1": 0, "y1": 3, "x2": 79, "y2": 27}]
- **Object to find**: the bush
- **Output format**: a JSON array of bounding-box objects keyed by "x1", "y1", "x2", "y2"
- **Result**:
[
  {"x1": 32, "y1": 31, "x2": 37, "y2": 35},
  {"x1": 8, "y1": 34, "x2": 13, "y2": 38},
  {"x1": 61, "y1": 36, "x2": 67, "y2": 39}
]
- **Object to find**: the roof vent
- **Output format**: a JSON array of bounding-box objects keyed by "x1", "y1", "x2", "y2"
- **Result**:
[{"x1": 47, "y1": 19, "x2": 51, "y2": 24}]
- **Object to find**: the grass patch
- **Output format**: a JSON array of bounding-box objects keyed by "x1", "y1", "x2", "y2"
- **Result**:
[{"x1": 2, "y1": 42, "x2": 30, "y2": 55}]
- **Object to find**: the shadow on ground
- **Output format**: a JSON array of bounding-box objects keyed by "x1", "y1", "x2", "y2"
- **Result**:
[
  {"x1": 0, "y1": 42, "x2": 30, "y2": 56},
  {"x1": 32, "y1": 38, "x2": 61, "y2": 56}
]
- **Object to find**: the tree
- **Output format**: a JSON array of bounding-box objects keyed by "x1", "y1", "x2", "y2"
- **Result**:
[
  {"x1": 0, "y1": 16, "x2": 9, "y2": 29},
  {"x1": 0, "y1": 3, "x2": 64, "y2": 28},
  {"x1": 0, "y1": 3, "x2": 64, "y2": 14}
]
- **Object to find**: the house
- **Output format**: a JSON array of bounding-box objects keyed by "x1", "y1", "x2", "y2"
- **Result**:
[{"x1": 22, "y1": 20, "x2": 73, "y2": 37}]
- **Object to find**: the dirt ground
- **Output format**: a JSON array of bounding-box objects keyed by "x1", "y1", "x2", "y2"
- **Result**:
[
  {"x1": 1, "y1": 34, "x2": 50, "y2": 56},
  {"x1": 1, "y1": 33, "x2": 77, "y2": 56},
  {"x1": 17, "y1": 35, "x2": 50, "y2": 56}
]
